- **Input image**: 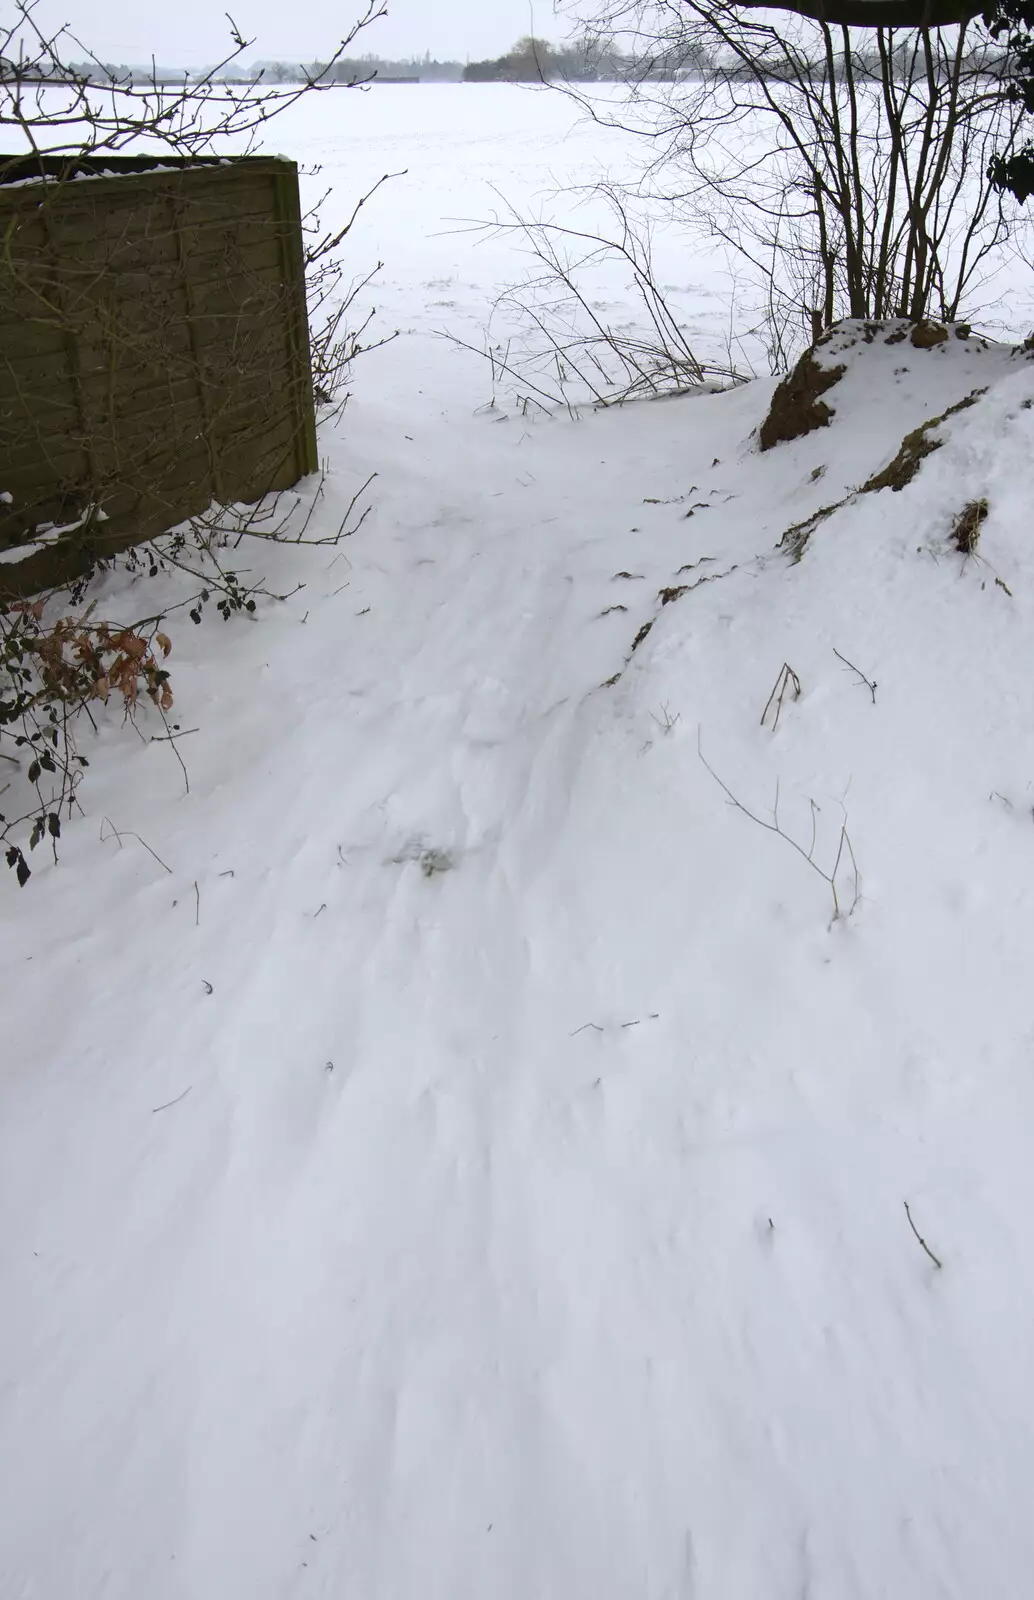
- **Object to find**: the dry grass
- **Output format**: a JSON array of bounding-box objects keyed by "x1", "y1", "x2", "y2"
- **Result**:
[{"x1": 951, "y1": 498, "x2": 989, "y2": 554}]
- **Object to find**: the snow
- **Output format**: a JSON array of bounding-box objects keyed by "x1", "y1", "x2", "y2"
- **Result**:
[{"x1": 4, "y1": 87, "x2": 1034, "y2": 1599}]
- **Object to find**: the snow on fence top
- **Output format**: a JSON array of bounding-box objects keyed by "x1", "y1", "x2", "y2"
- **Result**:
[{"x1": 0, "y1": 153, "x2": 317, "y2": 597}]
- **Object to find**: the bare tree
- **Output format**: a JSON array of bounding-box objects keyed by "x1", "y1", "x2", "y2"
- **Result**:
[{"x1": 557, "y1": 1, "x2": 1028, "y2": 363}]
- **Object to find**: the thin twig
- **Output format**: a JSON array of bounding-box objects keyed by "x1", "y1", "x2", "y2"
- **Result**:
[
  {"x1": 151, "y1": 1085, "x2": 192, "y2": 1114},
  {"x1": 155, "y1": 710, "x2": 191, "y2": 795},
  {"x1": 904, "y1": 1200, "x2": 943, "y2": 1269},
  {"x1": 833, "y1": 648, "x2": 877, "y2": 704},
  {"x1": 100, "y1": 817, "x2": 172, "y2": 874}
]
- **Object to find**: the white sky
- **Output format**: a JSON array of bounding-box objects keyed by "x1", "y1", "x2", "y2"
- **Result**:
[{"x1": 39, "y1": 0, "x2": 570, "y2": 67}]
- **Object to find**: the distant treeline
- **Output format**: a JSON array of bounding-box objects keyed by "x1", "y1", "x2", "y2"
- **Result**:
[
  {"x1": 462, "y1": 35, "x2": 627, "y2": 82},
  {"x1": 4, "y1": 37, "x2": 1009, "y2": 89},
  {"x1": 254, "y1": 38, "x2": 621, "y2": 85},
  {"x1": 462, "y1": 33, "x2": 1010, "y2": 83},
  {"x1": 269, "y1": 53, "x2": 462, "y2": 84},
  {"x1": 1, "y1": 59, "x2": 199, "y2": 84},
  {"x1": 0, "y1": 54, "x2": 463, "y2": 87}
]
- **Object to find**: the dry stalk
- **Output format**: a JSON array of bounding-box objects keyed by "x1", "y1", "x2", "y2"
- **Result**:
[
  {"x1": 697, "y1": 727, "x2": 860, "y2": 921},
  {"x1": 760, "y1": 662, "x2": 802, "y2": 729}
]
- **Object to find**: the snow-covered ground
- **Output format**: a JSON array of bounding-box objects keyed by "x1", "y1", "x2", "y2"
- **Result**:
[{"x1": 4, "y1": 86, "x2": 1034, "y2": 1599}]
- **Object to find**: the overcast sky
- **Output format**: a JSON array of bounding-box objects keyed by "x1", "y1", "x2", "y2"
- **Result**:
[{"x1": 41, "y1": 0, "x2": 569, "y2": 66}]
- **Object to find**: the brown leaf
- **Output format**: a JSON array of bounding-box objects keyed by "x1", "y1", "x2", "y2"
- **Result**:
[
  {"x1": 160, "y1": 687, "x2": 174, "y2": 711},
  {"x1": 155, "y1": 631, "x2": 172, "y2": 658}
]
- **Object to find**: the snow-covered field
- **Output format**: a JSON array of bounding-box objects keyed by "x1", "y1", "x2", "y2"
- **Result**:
[
  {"x1": 270, "y1": 82, "x2": 779, "y2": 389},
  {"x1": 4, "y1": 85, "x2": 1034, "y2": 1600},
  {"x1": 269, "y1": 81, "x2": 1034, "y2": 379}
]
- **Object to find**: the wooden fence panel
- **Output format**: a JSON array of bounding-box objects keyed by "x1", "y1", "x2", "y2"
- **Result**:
[{"x1": 0, "y1": 153, "x2": 318, "y2": 596}]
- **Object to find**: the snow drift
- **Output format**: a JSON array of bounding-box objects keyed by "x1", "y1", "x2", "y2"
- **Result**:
[{"x1": 2, "y1": 309, "x2": 1034, "y2": 1600}]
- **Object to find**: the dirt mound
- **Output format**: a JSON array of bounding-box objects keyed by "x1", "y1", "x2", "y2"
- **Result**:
[
  {"x1": 759, "y1": 319, "x2": 986, "y2": 453},
  {"x1": 910, "y1": 320, "x2": 951, "y2": 349},
  {"x1": 759, "y1": 348, "x2": 845, "y2": 452}
]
